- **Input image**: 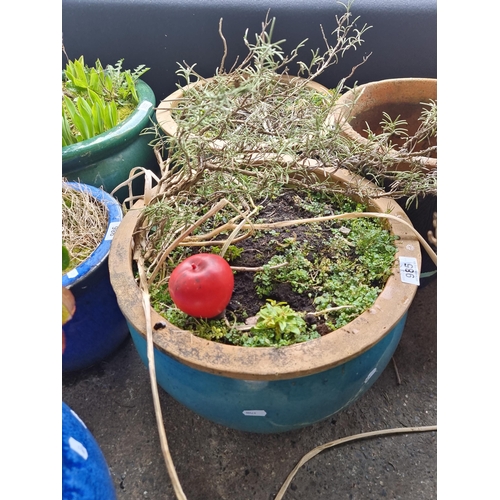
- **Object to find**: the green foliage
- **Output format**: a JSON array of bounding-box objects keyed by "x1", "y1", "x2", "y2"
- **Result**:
[
  {"x1": 314, "y1": 271, "x2": 381, "y2": 329},
  {"x1": 254, "y1": 245, "x2": 313, "y2": 297},
  {"x1": 62, "y1": 245, "x2": 70, "y2": 271},
  {"x1": 254, "y1": 300, "x2": 305, "y2": 336},
  {"x1": 184, "y1": 317, "x2": 229, "y2": 341},
  {"x1": 62, "y1": 56, "x2": 149, "y2": 146},
  {"x1": 210, "y1": 245, "x2": 244, "y2": 262},
  {"x1": 134, "y1": 6, "x2": 417, "y2": 348},
  {"x1": 149, "y1": 280, "x2": 175, "y2": 313},
  {"x1": 146, "y1": 187, "x2": 397, "y2": 346},
  {"x1": 143, "y1": 1, "x2": 372, "y2": 187},
  {"x1": 348, "y1": 218, "x2": 397, "y2": 282},
  {"x1": 142, "y1": 1, "x2": 435, "y2": 226},
  {"x1": 162, "y1": 304, "x2": 239, "y2": 344},
  {"x1": 419, "y1": 100, "x2": 437, "y2": 138},
  {"x1": 233, "y1": 301, "x2": 317, "y2": 347},
  {"x1": 310, "y1": 214, "x2": 396, "y2": 329},
  {"x1": 358, "y1": 102, "x2": 438, "y2": 206},
  {"x1": 193, "y1": 320, "x2": 229, "y2": 341}
]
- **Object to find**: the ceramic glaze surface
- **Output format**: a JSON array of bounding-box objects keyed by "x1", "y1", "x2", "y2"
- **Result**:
[
  {"x1": 109, "y1": 167, "x2": 420, "y2": 434},
  {"x1": 62, "y1": 79, "x2": 158, "y2": 200},
  {"x1": 62, "y1": 402, "x2": 116, "y2": 500},
  {"x1": 128, "y1": 314, "x2": 406, "y2": 433},
  {"x1": 63, "y1": 183, "x2": 128, "y2": 372}
]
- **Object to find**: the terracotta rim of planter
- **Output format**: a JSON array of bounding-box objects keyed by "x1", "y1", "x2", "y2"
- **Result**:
[
  {"x1": 327, "y1": 78, "x2": 437, "y2": 172},
  {"x1": 155, "y1": 75, "x2": 331, "y2": 142},
  {"x1": 109, "y1": 167, "x2": 421, "y2": 381}
]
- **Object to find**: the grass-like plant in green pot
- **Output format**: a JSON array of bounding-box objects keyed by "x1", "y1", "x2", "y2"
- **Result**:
[{"x1": 62, "y1": 55, "x2": 158, "y2": 201}]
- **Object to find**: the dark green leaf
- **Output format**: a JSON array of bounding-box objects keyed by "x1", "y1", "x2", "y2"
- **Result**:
[{"x1": 62, "y1": 245, "x2": 70, "y2": 271}]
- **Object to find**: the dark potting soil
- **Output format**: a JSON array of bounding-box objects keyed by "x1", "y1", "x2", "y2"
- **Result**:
[
  {"x1": 226, "y1": 192, "x2": 325, "y2": 334},
  {"x1": 217, "y1": 189, "x2": 387, "y2": 336}
]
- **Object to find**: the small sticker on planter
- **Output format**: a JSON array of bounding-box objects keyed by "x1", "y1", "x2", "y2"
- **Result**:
[
  {"x1": 138, "y1": 101, "x2": 153, "y2": 111},
  {"x1": 105, "y1": 222, "x2": 121, "y2": 241},
  {"x1": 399, "y1": 257, "x2": 420, "y2": 285},
  {"x1": 66, "y1": 269, "x2": 78, "y2": 279},
  {"x1": 243, "y1": 410, "x2": 267, "y2": 417}
]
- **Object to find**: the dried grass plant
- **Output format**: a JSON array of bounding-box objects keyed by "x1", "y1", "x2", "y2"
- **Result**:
[{"x1": 62, "y1": 182, "x2": 108, "y2": 272}]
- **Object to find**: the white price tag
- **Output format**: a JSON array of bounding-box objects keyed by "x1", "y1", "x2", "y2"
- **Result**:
[
  {"x1": 138, "y1": 101, "x2": 153, "y2": 112},
  {"x1": 105, "y1": 221, "x2": 121, "y2": 241},
  {"x1": 242, "y1": 410, "x2": 267, "y2": 417},
  {"x1": 66, "y1": 268, "x2": 79, "y2": 279},
  {"x1": 399, "y1": 256, "x2": 420, "y2": 285}
]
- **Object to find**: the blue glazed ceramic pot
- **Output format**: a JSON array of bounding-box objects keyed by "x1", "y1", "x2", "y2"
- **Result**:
[
  {"x1": 62, "y1": 79, "x2": 158, "y2": 202},
  {"x1": 62, "y1": 182, "x2": 128, "y2": 372},
  {"x1": 128, "y1": 314, "x2": 406, "y2": 433},
  {"x1": 62, "y1": 402, "x2": 116, "y2": 499},
  {"x1": 109, "y1": 169, "x2": 421, "y2": 433}
]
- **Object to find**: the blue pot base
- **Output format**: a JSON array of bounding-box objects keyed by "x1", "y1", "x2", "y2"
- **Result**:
[{"x1": 128, "y1": 314, "x2": 406, "y2": 433}]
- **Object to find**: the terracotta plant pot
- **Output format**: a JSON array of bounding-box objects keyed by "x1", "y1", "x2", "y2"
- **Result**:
[
  {"x1": 156, "y1": 75, "x2": 330, "y2": 147},
  {"x1": 62, "y1": 79, "x2": 158, "y2": 203},
  {"x1": 329, "y1": 78, "x2": 437, "y2": 171},
  {"x1": 108, "y1": 168, "x2": 421, "y2": 433},
  {"x1": 328, "y1": 78, "x2": 437, "y2": 285}
]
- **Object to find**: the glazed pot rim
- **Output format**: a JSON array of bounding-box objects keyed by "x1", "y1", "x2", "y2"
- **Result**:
[
  {"x1": 62, "y1": 79, "x2": 156, "y2": 167},
  {"x1": 109, "y1": 167, "x2": 421, "y2": 380},
  {"x1": 62, "y1": 182, "x2": 123, "y2": 288},
  {"x1": 155, "y1": 74, "x2": 331, "y2": 139}
]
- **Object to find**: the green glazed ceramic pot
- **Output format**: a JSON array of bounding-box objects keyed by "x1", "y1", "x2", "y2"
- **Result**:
[{"x1": 62, "y1": 79, "x2": 158, "y2": 201}]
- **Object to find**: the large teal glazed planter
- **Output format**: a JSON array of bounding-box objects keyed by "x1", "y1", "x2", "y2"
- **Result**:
[
  {"x1": 108, "y1": 169, "x2": 421, "y2": 433},
  {"x1": 62, "y1": 182, "x2": 128, "y2": 372},
  {"x1": 62, "y1": 402, "x2": 117, "y2": 499},
  {"x1": 128, "y1": 316, "x2": 406, "y2": 433},
  {"x1": 62, "y1": 79, "x2": 158, "y2": 201}
]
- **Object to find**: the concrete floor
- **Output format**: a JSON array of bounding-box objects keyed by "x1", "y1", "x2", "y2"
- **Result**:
[{"x1": 62, "y1": 278, "x2": 436, "y2": 500}]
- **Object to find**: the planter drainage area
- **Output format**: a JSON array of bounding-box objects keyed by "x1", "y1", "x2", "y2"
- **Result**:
[{"x1": 62, "y1": 279, "x2": 436, "y2": 499}]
